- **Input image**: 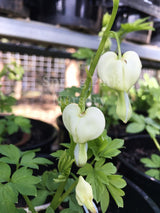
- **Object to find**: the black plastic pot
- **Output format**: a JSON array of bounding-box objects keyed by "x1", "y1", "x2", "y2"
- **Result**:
[
  {"x1": 0, "y1": 115, "x2": 58, "y2": 153},
  {"x1": 107, "y1": 122, "x2": 127, "y2": 139},
  {"x1": 25, "y1": 0, "x2": 103, "y2": 33},
  {"x1": 0, "y1": 0, "x2": 29, "y2": 18},
  {"x1": 116, "y1": 134, "x2": 160, "y2": 207},
  {"x1": 31, "y1": 177, "x2": 160, "y2": 213},
  {"x1": 107, "y1": 178, "x2": 160, "y2": 213},
  {"x1": 56, "y1": 115, "x2": 70, "y2": 146},
  {"x1": 21, "y1": 118, "x2": 58, "y2": 153},
  {"x1": 151, "y1": 18, "x2": 160, "y2": 47}
]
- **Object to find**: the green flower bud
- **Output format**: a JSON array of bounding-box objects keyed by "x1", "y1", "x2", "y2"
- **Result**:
[
  {"x1": 62, "y1": 103, "x2": 105, "y2": 144},
  {"x1": 97, "y1": 51, "x2": 142, "y2": 92}
]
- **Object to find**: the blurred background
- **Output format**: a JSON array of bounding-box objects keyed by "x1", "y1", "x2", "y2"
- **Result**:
[{"x1": 0, "y1": 0, "x2": 160, "y2": 127}]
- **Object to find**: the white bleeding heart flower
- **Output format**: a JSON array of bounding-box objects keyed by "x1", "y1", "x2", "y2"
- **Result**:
[
  {"x1": 62, "y1": 103, "x2": 105, "y2": 144},
  {"x1": 76, "y1": 176, "x2": 98, "y2": 213},
  {"x1": 97, "y1": 51, "x2": 142, "y2": 92}
]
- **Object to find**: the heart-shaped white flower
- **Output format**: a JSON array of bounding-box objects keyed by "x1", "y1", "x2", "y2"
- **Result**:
[
  {"x1": 97, "y1": 51, "x2": 142, "y2": 92},
  {"x1": 62, "y1": 103, "x2": 105, "y2": 144}
]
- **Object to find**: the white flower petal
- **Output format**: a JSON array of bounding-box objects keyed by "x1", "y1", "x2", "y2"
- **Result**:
[{"x1": 62, "y1": 103, "x2": 105, "y2": 144}]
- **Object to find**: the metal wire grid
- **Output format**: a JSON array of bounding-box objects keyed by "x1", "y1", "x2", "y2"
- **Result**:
[
  {"x1": 0, "y1": 51, "x2": 158, "y2": 103},
  {"x1": 0, "y1": 52, "x2": 66, "y2": 96}
]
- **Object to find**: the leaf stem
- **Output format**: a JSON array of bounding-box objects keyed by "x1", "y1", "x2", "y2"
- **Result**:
[
  {"x1": 78, "y1": 0, "x2": 119, "y2": 112},
  {"x1": 23, "y1": 195, "x2": 37, "y2": 213},
  {"x1": 110, "y1": 31, "x2": 122, "y2": 59},
  {"x1": 49, "y1": 180, "x2": 67, "y2": 210},
  {"x1": 53, "y1": 179, "x2": 78, "y2": 210},
  {"x1": 152, "y1": 137, "x2": 160, "y2": 152}
]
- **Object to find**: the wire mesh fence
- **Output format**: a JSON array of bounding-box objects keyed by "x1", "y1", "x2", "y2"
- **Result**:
[
  {"x1": 0, "y1": 52, "x2": 66, "y2": 102},
  {"x1": 0, "y1": 50, "x2": 158, "y2": 104}
]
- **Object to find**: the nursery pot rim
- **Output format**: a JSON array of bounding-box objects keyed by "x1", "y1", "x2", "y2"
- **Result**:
[
  {"x1": 0, "y1": 115, "x2": 58, "y2": 151},
  {"x1": 23, "y1": 178, "x2": 160, "y2": 213},
  {"x1": 21, "y1": 117, "x2": 58, "y2": 151},
  {"x1": 124, "y1": 177, "x2": 160, "y2": 213},
  {"x1": 119, "y1": 134, "x2": 160, "y2": 184}
]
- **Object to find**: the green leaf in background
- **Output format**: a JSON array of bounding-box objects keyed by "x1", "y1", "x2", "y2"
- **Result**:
[
  {"x1": 72, "y1": 48, "x2": 95, "y2": 65},
  {"x1": 141, "y1": 154, "x2": 160, "y2": 168},
  {"x1": 107, "y1": 184, "x2": 125, "y2": 208},
  {"x1": 141, "y1": 154, "x2": 160, "y2": 180},
  {"x1": 41, "y1": 171, "x2": 58, "y2": 192},
  {"x1": 0, "y1": 183, "x2": 18, "y2": 213},
  {"x1": 0, "y1": 94, "x2": 16, "y2": 113},
  {"x1": 131, "y1": 113, "x2": 145, "y2": 124},
  {"x1": 1, "y1": 61, "x2": 24, "y2": 81},
  {"x1": 118, "y1": 17, "x2": 154, "y2": 39},
  {"x1": 17, "y1": 209, "x2": 27, "y2": 213},
  {"x1": 62, "y1": 193, "x2": 83, "y2": 213},
  {"x1": 0, "y1": 119, "x2": 6, "y2": 135},
  {"x1": 121, "y1": 17, "x2": 153, "y2": 31},
  {"x1": 0, "y1": 144, "x2": 21, "y2": 165},
  {"x1": 78, "y1": 163, "x2": 104, "y2": 202},
  {"x1": 149, "y1": 103, "x2": 160, "y2": 120},
  {"x1": 78, "y1": 161, "x2": 126, "y2": 212},
  {"x1": 20, "y1": 151, "x2": 38, "y2": 169},
  {"x1": 108, "y1": 175, "x2": 127, "y2": 189},
  {"x1": 0, "y1": 115, "x2": 31, "y2": 137},
  {"x1": 98, "y1": 162, "x2": 117, "y2": 176},
  {"x1": 99, "y1": 138, "x2": 124, "y2": 158},
  {"x1": 31, "y1": 189, "x2": 50, "y2": 206},
  {"x1": 32, "y1": 171, "x2": 59, "y2": 206},
  {"x1": 126, "y1": 122, "x2": 145, "y2": 133},
  {"x1": 11, "y1": 167, "x2": 41, "y2": 196},
  {"x1": 45, "y1": 207, "x2": 55, "y2": 213},
  {"x1": 0, "y1": 162, "x2": 11, "y2": 182},
  {"x1": 6, "y1": 117, "x2": 19, "y2": 135},
  {"x1": 126, "y1": 112, "x2": 160, "y2": 137},
  {"x1": 100, "y1": 187, "x2": 110, "y2": 213},
  {"x1": 61, "y1": 209, "x2": 81, "y2": 213},
  {"x1": 89, "y1": 130, "x2": 124, "y2": 159},
  {"x1": 14, "y1": 116, "x2": 31, "y2": 134},
  {"x1": 146, "y1": 125, "x2": 159, "y2": 138},
  {"x1": 51, "y1": 150, "x2": 64, "y2": 158},
  {"x1": 145, "y1": 169, "x2": 160, "y2": 180},
  {"x1": 20, "y1": 151, "x2": 53, "y2": 169},
  {"x1": 58, "y1": 86, "x2": 81, "y2": 111},
  {"x1": 145, "y1": 117, "x2": 160, "y2": 129}
]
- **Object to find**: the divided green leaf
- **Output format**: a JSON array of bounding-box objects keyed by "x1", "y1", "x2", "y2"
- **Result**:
[
  {"x1": 89, "y1": 131, "x2": 124, "y2": 159},
  {"x1": 20, "y1": 151, "x2": 53, "y2": 169},
  {"x1": 11, "y1": 167, "x2": 40, "y2": 196},
  {"x1": 0, "y1": 162, "x2": 11, "y2": 182},
  {"x1": 78, "y1": 161, "x2": 126, "y2": 213},
  {"x1": 0, "y1": 144, "x2": 21, "y2": 165}
]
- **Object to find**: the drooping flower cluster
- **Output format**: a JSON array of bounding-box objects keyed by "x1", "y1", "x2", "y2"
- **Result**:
[{"x1": 62, "y1": 50, "x2": 142, "y2": 213}]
